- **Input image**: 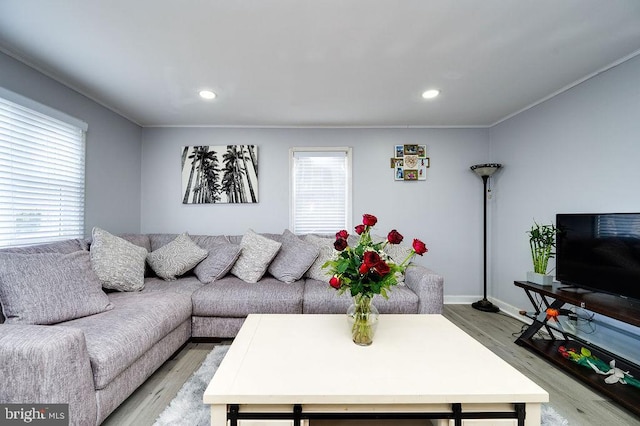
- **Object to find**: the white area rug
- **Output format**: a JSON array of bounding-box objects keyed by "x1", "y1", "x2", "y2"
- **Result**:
[
  {"x1": 154, "y1": 345, "x2": 230, "y2": 426},
  {"x1": 154, "y1": 344, "x2": 569, "y2": 426}
]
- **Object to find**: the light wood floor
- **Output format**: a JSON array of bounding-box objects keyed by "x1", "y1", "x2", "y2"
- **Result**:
[{"x1": 102, "y1": 305, "x2": 640, "y2": 426}]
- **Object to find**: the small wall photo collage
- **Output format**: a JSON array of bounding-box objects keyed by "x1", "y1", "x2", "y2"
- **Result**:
[{"x1": 391, "y1": 144, "x2": 429, "y2": 181}]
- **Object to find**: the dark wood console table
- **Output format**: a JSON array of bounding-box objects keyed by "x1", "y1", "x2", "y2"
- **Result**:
[{"x1": 514, "y1": 280, "x2": 640, "y2": 417}]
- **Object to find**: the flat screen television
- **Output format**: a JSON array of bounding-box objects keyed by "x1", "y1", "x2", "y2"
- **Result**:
[{"x1": 556, "y1": 213, "x2": 640, "y2": 301}]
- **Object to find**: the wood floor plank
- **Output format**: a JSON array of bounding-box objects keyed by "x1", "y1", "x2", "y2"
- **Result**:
[{"x1": 102, "y1": 307, "x2": 640, "y2": 425}]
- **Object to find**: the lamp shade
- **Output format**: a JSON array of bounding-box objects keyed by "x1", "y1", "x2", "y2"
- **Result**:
[{"x1": 470, "y1": 163, "x2": 502, "y2": 178}]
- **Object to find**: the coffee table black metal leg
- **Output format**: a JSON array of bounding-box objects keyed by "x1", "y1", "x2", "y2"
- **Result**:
[
  {"x1": 452, "y1": 403, "x2": 462, "y2": 426},
  {"x1": 228, "y1": 405, "x2": 239, "y2": 426},
  {"x1": 293, "y1": 404, "x2": 302, "y2": 426},
  {"x1": 516, "y1": 403, "x2": 525, "y2": 426}
]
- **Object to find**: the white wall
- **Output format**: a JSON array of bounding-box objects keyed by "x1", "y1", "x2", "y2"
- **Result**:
[
  {"x1": 489, "y1": 54, "x2": 640, "y2": 313},
  {"x1": 141, "y1": 127, "x2": 489, "y2": 298},
  {"x1": 0, "y1": 52, "x2": 143, "y2": 235}
]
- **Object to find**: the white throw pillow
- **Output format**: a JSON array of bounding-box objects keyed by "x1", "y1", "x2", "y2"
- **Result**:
[
  {"x1": 147, "y1": 233, "x2": 208, "y2": 281},
  {"x1": 90, "y1": 227, "x2": 148, "y2": 291},
  {"x1": 230, "y1": 229, "x2": 281, "y2": 283},
  {"x1": 303, "y1": 234, "x2": 336, "y2": 282}
]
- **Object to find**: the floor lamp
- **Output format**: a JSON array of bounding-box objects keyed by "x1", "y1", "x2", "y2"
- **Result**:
[{"x1": 470, "y1": 163, "x2": 502, "y2": 313}]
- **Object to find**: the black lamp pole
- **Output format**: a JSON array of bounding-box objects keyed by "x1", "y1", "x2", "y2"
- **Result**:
[{"x1": 470, "y1": 163, "x2": 502, "y2": 313}]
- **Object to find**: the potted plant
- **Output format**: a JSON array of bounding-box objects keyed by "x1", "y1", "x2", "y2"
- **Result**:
[
  {"x1": 527, "y1": 221, "x2": 557, "y2": 286},
  {"x1": 322, "y1": 214, "x2": 427, "y2": 345}
]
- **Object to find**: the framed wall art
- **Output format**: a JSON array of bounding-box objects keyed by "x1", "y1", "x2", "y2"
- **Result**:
[
  {"x1": 181, "y1": 145, "x2": 258, "y2": 204},
  {"x1": 391, "y1": 144, "x2": 429, "y2": 181}
]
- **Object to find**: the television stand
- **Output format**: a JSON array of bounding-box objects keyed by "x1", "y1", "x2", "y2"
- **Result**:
[{"x1": 514, "y1": 280, "x2": 640, "y2": 417}]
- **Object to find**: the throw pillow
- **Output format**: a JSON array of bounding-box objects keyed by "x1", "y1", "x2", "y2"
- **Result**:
[
  {"x1": 365, "y1": 233, "x2": 413, "y2": 285},
  {"x1": 147, "y1": 233, "x2": 208, "y2": 281},
  {"x1": 303, "y1": 234, "x2": 336, "y2": 282},
  {"x1": 193, "y1": 243, "x2": 242, "y2": 283},
  {"x1": 269, "y1": 229, "x2": 319, "y2": 283},
  {"x1": 230, "y1": 229, "x2": 282, "y2": 283},
  {"x1": 0, "y1": 251, "x2": 113, "y2": 325},
  {"x1": 90, "y1": 227, "x2": 148, "y2": 291}
]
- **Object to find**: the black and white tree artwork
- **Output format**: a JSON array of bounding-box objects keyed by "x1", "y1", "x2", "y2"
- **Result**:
[{"x1": 181, "y1": 145, "x2": 258, "y2": 204}]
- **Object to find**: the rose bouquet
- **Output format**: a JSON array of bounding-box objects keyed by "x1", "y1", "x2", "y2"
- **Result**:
[{"x1": 322, "y1": 213, "x2": 427, "y2": 345}]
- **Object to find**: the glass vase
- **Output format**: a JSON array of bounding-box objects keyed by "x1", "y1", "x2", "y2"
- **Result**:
[{"x1": 347, "y1": 294, "x2": 379, "y2": 346}]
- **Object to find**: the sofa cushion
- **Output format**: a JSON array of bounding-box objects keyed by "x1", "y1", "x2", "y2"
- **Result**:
[
  {"x1": 148, "y1": 233, "x2": 179, "y2": 252},
  {"x1": 192, "y1": 276, "x2": 304, "y2": 317},
  {"x1": 191, "y1": 235, "x2": 242, "y2": 283},
  {"x1": 230, "y1": 230, "x2": 282, "y2": 283},
  {"x1": 147, "y1": 233, "x2": 208, "y2": 280},
  {"x1": 117, "y1": 234, "x2": 152, "y2": 252},
  {"x1": 0, "y1": 238, "x2": 88, "y2": 254},
  {"x1": 0, "y1": 251, "x2": 113, "y2": 324},
  {"x1": 303, "y1": 234, "x2": 335, "y2": 282},
  {"x1": 302, "y1": 278, "x2": 419, "y2": 314},
  {"x1": 90, "y1": 227, "x2": 148, "y2": 292},
  {"x1": 141, "y1": 276, "x2": 205, "y2": 295},
  {"x1": 57, "y1": 291, "x2": 192, "y2": 389},
  {"x1": 267, "y1": 229, "x2": 319, "y2": 283}
]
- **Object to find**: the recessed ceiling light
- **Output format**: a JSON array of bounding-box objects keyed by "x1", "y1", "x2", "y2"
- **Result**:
[
  {"x1": 199, "y1": 90, "x2": 216, "y2": 100},
  {"x1": 422, "y1": 89, "x2": 440, "y2": 99}
]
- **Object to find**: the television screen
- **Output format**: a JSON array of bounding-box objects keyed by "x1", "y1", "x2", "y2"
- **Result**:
[{"x1": 556, "y1": 213, "x2": 640, "y2": 301}]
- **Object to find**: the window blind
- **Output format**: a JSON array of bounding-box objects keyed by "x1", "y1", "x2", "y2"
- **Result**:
[
  {"x1": 290, "y1": 148, "x2": 351, "y2": 234},
  {"x1": 0, "y1": 90, "x2": 86, "y2": 247},
  {"x1": 596, "y1": 214, "x2": 640, "y2": 238}
]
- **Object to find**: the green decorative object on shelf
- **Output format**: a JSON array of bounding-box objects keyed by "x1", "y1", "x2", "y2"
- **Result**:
[
  {"x1": 558, "y1": 346, "x2": 640, "y2": 389},
  {"x1": 527, "y1": 221, "x2": 558, "y2": 285}
]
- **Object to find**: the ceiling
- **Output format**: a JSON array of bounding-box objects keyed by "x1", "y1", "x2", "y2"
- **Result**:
[{"x1": 1, "y1": 1, "x2": 640, "y2": 128}]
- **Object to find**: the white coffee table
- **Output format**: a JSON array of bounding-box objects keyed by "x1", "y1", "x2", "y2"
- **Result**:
[{"x1": 204, "y1": 314, "x2": 548, "y2": 426}]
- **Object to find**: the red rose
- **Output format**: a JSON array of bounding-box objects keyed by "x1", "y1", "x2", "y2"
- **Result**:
[
  {"x1": 387, "y1": 229, "x2": 403, "y2": 244},
  {"x1": 359, "y1": 263, "x2": 370, "y2": 274},
  {"x1": 354, "y1": 224, "x2": 365, "y2": 235},
  {"x1": 373, "y1": 260, "x2": 390, "y2": 276},
  {"x1": 362, "y1": 214, "x2": 378, "y2": 227},
  {"x1": 334, "y1": 238, "x2": 348, "y2": 251},
  {"x1": 335, "y1": 230, "x2": 349, "y2": 240},
  {"x1": 329, "y1": 276, "x2": 341, "y2": 289},
  {"x1": 412, "y1": 239, "x2": 428, "y2": 255},
  {"x1": 363, "y1": 251, "x2": 381, "y2": 267}
]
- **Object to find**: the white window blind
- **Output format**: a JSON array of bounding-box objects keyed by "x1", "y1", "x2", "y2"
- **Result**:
[
  {"x1": 290, "y1": 148, "x2": 352, "y2": 234},
  {"x1": 0, "y1": 88, "x2": 87, "y2": 248}
]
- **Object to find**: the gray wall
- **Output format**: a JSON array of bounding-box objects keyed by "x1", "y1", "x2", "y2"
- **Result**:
[
  {"x1": 0, "y1": 51, "x2": 142, "y2": 235},
  {"x1": 141, "y1": 127, "x2": 490, "y2": 299},
  {"x1": 489, "y1": 54, "x2": 640, "y2": 314},
  {"x1": 7, "y1": 46, "x2": 638, "y2": 307}
]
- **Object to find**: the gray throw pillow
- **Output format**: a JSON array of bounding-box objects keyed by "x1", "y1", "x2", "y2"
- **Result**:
[
  {"x1": 90, "y1": 227, "x2": 148, "y2": 291},
  {"x1": 303, "y1": 234, "x2": 336, "y2": 282},
  {"x1": 269, "y1": 229, "x2": 319, "y2": 283},
  {"x1": 380, "y1": 237, "x2": 414, "y2": 286},
  {"x1": 147, "y1": 233, "x2": 208, "y2": 281},
  {"x1": 230, "y1": 229, "x2": 282, "y2": 283},
  {"x1": 0, "y1": 251, "x2": 113, "y2": 325},
  {"x1": 194, "y1": 242, "x2": 242, "y2": 283}
]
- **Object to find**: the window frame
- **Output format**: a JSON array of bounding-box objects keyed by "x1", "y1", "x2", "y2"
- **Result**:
[
  {"x1": 289, "y1": 147, "x2": 352, "y2": 235},
  {"x1": 0, "y1": 87, "x2": 88, "y2": 248}
]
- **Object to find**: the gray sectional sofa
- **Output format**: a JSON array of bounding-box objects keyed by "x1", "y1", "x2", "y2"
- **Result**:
[{"x1": 0, "y1": 230, "x2": 444, "y2": 425}]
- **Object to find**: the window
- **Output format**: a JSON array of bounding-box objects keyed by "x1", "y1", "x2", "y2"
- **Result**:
[
  {"x1": 0, "y1": 88, "x2": 87, "y2": 248},
  {"x1": 290, "y1": 147, "x2": 352, "y2": 234}
]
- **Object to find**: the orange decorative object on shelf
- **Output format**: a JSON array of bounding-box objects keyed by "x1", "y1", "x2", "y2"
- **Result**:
[{"x1": 545, "y1": 308, "x2": 559, "y2": 321}]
